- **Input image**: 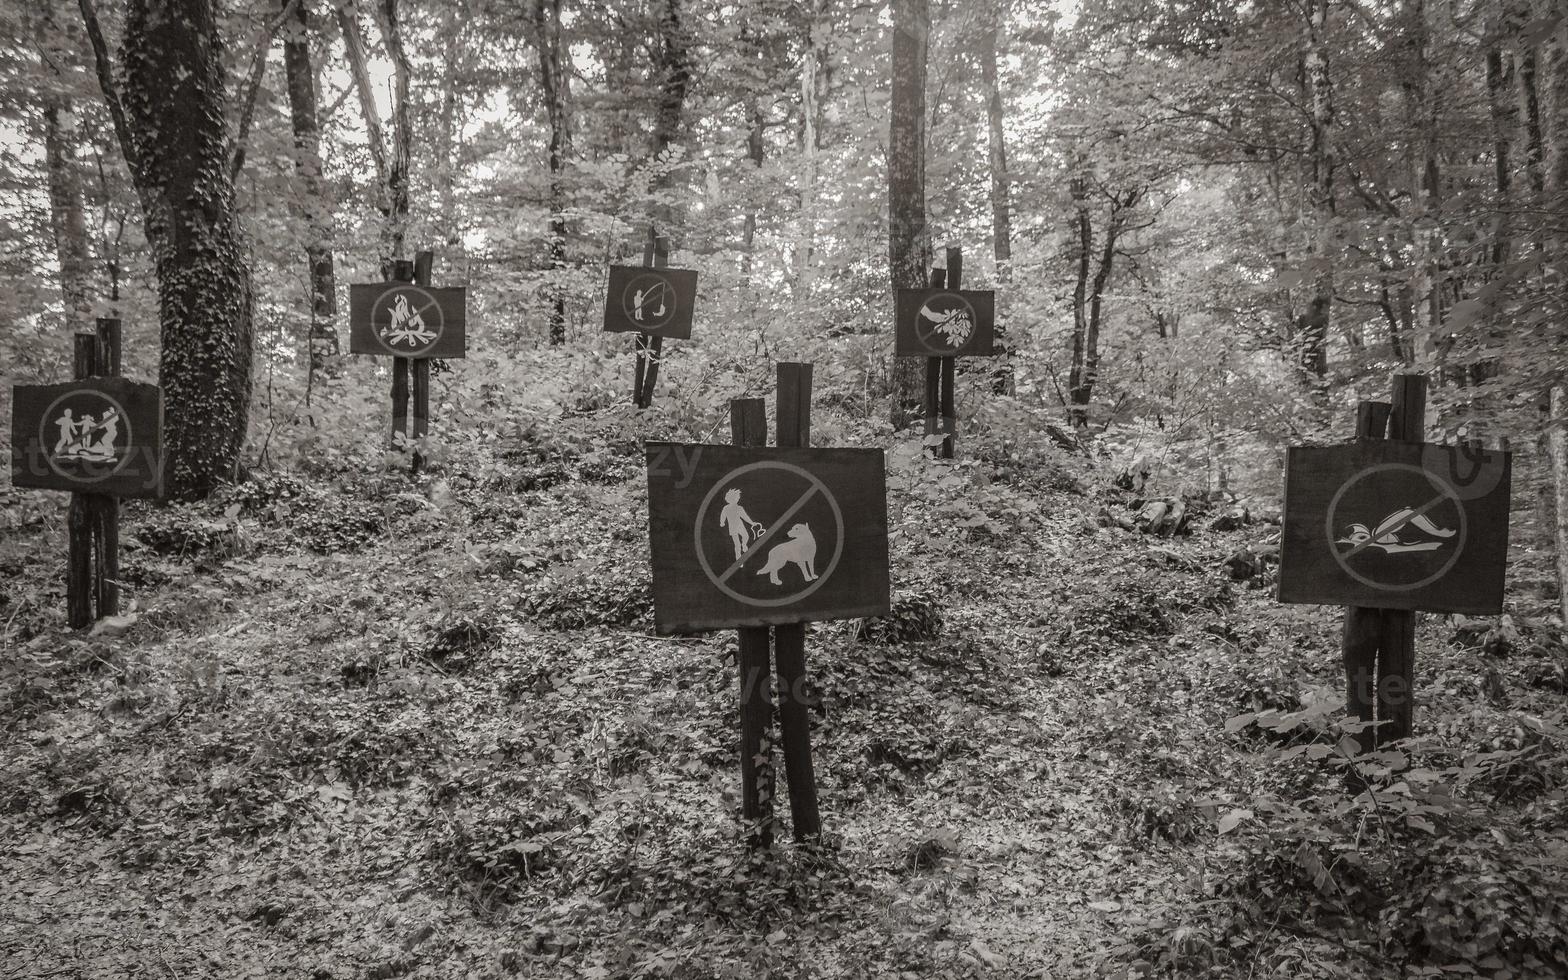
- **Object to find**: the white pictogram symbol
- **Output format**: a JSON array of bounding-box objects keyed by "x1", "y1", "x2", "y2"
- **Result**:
[
  {"x1": 917, "y1": 292, "x2": 976, "y2": 350},
  {"x1": 1327, "y1": 463, "x2": 1467, "y2": 592},
  {"x1": 374, "y1": 285, "x2": 444, "y2": 354},
  {"x1": 623, "y1": 274, "x2": 675, "y2": 330},
  {"x1": 694, "y1": 462, "x2": 844, "y2": 607},
  {"x1": 40, "y1": 390, "x2": 133, "y2": 483}
]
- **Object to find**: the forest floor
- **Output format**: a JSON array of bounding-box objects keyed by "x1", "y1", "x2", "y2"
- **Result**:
[{"x1": 2, "y1": 394, "x2": 1566, "y2": 980}]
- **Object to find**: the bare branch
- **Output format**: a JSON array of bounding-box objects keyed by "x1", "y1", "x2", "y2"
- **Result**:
[
  {"x1": 76, "y1": 0, "x2": 136, "y2": 172},
  {"x1": 336, "y1": 0, "x2": 389, "y2": 187},
  {"x1": 231, "y1": 0, "x2": 303, "y2": 181}
]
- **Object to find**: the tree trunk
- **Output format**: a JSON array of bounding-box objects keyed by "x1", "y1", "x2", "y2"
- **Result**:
[
  {"x1": 338, "y1": 0, "x2": 409, "y2": 272},
  {"x1": 1069, "y1": 185, "x2": 1135, "y2": 427},
  {"x1": 649, "y1": 0, "x2": 692, "y2": 232},
  {"x1": 1552, "y1": 387, "x2": 1568, "y2": 621},
  {"x1": 888, "y1": 0, "x2": 931, "y2": 430},
  {"x1": 281, "y1": 0, "x2": 338, "y2": 376},
  {"x1": 1067, "y1": 174, "x2": 1091, "y2": 427},
  {"x1": 1544, "y1": 17, "x2": 1568, "y2": 620},
  {"x1": 81, "y1": 0, "x2": 255, "y2": 499},
  {"x1": 980, "y1": 9, "x2": 1014, "y2": 395},
  {"x1": 377, "y1": 0, "x2": 412, "y2": 270},
  {"x1": 979, "y1": 16, "x2": 1011, "y2": 286},
  {"x1": 741, "y1": 94, "x2": 764, "y2": 280},
  {"x1": 1298, "y1": 0, "x2": 1334, "y2": 382},
  {"x1": 795, "y1": 0, "x2": 823, "y2": 294},
  {"x1": 39, "y1": 7, "x2": 96, "y2": 334},
  {"x1": 528, "y1": 0, "x2": 572, "y2": 345}
]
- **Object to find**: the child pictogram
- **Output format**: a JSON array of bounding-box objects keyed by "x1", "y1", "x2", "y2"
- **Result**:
[{"x1": 718, "y1": 488, "x2": 765, "y2": 560}]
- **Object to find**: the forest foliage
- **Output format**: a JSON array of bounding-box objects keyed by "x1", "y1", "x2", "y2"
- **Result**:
[{"x1": 2, "y1": 1, "x2": 1568, "y2": 978}]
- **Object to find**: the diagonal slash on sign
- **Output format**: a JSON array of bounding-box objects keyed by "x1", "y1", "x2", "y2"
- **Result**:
[
  {"x1": 1341, "y1": 491, "x2": 1449, "y2": 560},
  {"x1": 718, "y1": 484, "x2": 821, "y2": 584}
]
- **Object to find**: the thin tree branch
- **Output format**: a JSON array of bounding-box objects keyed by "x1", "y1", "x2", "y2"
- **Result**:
[
  {"x1": 231, "y1": 0, "x2": 303, "y2": 181},
  {"x1": 337, "y1": 0, "x2": 389, "y2": 187},
  {"x1": 76, "y1": 0, "x2": 136, "y2": 172}
]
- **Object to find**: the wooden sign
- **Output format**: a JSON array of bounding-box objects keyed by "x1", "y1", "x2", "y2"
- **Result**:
[
  {"x1": 604, "y1": 265, "x2": 697, "y2": 339},
  {"x1": 1279, "y1": 440, "x2": 1511, "y2": 614},
  {"x1": 11, "y1": 379, "x2": 164, "y2": 499},
  {"x1": 349, "y1": 282, "x2": 467, "y2": 358},
  {"x1": 646, "y1": 443, "x2": 891, "y2": 632},
  {"x1": 895, "y1": 288, "x2": 996, "y2": 357}
]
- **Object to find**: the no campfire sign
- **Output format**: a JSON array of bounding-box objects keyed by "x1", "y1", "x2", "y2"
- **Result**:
[
  {"x1": 646, "y1": 443, "x2": 891, "y2": 632},
  {"x1": 11, "y1": 379, "x2": 165, "y2": 498},
  {"x1": 1279, "y1": 440, "x2": 1511, "y2": 615},
  {"x1": 603, "y1": 265, "x2": 698, "y2": 339},
  {"x1": 895, "y1": 288, "x2": 996, "y2": 357},
  {"x1": 349, "y1": 282, "x2": 467, "y2": 358}
]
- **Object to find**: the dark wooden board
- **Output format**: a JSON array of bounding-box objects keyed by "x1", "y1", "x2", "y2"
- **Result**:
[
  {"x1": 11, "y1": 379, "x2": 164, "y2": 499},
  {"x1": 349, "y1": 283, "x2": 467, "y2": 358},
  {"x1": 895, "y1": 288, "x2": 996, "y2": 357},
  {"x1": 604, "y1": 266, "x2": 698, "y2": 339},
  {"x1": 646, "y1": 443, "x2": 891, "y2": 632},
  {"x1": 1279, "y1": 440, "x2": 1511, "y2": 614}
]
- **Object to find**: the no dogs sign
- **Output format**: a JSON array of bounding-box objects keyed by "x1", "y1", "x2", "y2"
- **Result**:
[{"x1": 646, "y1": 443, "x2": 891, "y2": 632}]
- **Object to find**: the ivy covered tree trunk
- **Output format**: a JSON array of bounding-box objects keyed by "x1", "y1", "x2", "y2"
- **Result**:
[
  {"x1": 281, "y1": 0, "x2": 338, "y2": 375},
  {"x1": 888, "y1": 0, "x2": 931, "y2": 430},
  {"x1": 79, "y1": 0, "x2": 254, "y2": 500}
]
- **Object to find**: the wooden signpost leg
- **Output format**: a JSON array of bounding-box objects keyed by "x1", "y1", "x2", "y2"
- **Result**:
[
  {"x1": 67, "y1": 333, "x2": 96, "y2": 629},
  {"x1": 633, "y1": 232, "x2": 670, "y2": 409},
  {"x1": 389, "y1": 258, "x2": 415, "y2": 449},
  {"x1": 922, "y1": 248, "x2": 960, "y2": 459},
  {"x1": 774, "y1": 362, "x2": 822, "y2": 843},
  {"x1": 938, "y1": 247, "x2": 960, "y2": 460},
  {"x1": 91, "y1": 318, "x2": 122, "y2": 618},
  {"x1": 411, "y1": 251, "x2": 434, "y2": 474},
  {"x1": 731, "y1": 397, "x2": 775, "y2": 849},
  {"x1": 923, "y1": 265, "x2": 946, "y2": 454},
  {"x1": 1377, "y1": 373, "x2": 1427, "y2": 743},
  {"x1": 1343, "y1": 399, "x2": 1390, "y2": 753}
]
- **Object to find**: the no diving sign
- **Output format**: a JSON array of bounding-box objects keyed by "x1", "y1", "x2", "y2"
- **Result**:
[
  {"x1": 1279, "y1": 440, "x2": 1511, "y2": 614},
  {"x1": 646, "y1": 443, "x2": 891, "y2": 632}
]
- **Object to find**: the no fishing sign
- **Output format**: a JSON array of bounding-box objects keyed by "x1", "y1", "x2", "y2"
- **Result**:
[
  {"x1": 1279, "y1": 440, "x2": 1511, "y2": 614},
  {"x1": 645, "y1": 443, "x2": 891, "y2": 632}
]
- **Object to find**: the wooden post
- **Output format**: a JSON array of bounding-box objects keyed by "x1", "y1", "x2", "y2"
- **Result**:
[
  {"x1": 90, "y1": 318, "x2": 122, "y2": 619},
  {"x1": 774, "y1": 362, "x2": 822, "y2": 843},
  {"x1": 939, "y1": 247, "x2": 959, "y2": 459},
  {"x1": 1377, "y1": 373, "x2": 1427, "y2": 743},
  {"x1": 1342, "y1": 399, "x2": 1390, "y2": 753},
  {"x1": 923, "y1": 248, "x2": 959, "y2": 459},
  {"x1": 389, "y1": 259, "x2": 414, "y2": 449},
  {"x1": 67, "y1": 333, "x2": 97, "y2": 629},
  {"x1": 411, "y1": 251, "x2": 434, "y2": 474},
  {"x1": 731, "y1": 397, "x2": 775, "y2": 849},
  {"x1": 634, "y1": 230, "x2": 669, "y2": 409},
  {"x1": 923, "y1": 266, "x2": 945, "y2": 452}
]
